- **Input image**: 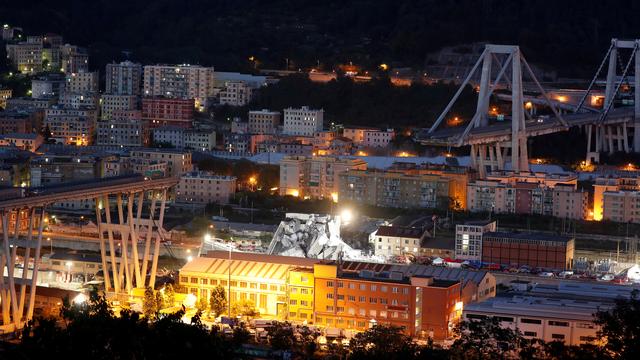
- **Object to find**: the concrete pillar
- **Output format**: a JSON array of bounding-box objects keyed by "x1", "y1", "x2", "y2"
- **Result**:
[
  {"x1": 634, "y1": 40, "x2": 640, "y2": 151},
  {"x1": 476, "y1": 51, "x2": 493, "y2": 128},
  {"x1": 511, "y1": 49, "x2": 527, "y2": 172},
  {"x1": 605, "y1": 42, "x2": 617, "y2": 110}
]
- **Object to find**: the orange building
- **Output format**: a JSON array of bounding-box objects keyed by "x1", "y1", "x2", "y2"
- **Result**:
[{"x1": 313, "y1": 263, "x2": 461, "y2": 339}]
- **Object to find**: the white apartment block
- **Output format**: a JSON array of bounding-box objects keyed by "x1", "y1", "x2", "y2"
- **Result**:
[
  {"x1": 363, "y1": 128, "x2": 394, "y2": 147},
  {"x1": 248, "y1": 109, "x2": 280, "y2": 134},
  {"x1": 152, "y1": 126, "x2": 216, "y2": 151},
  {"x1": 96, "y1": 118, "x2": 148, "y2": 147},
  {"x1": 371, "y1": 225, "x2": 424, "y2": 257},
  {"x1": 175, "y1": 171, "x2": 237, "y2": 205},
  {"x1": 100, "y1": 94, "x2": 138, "y2": 120},
  {"x1": 219, "y1": 81, "x2": 253, "y2": 106},
  {"x1": 454, "y1": 221, "x2": 497, "y2": 261},
  {"x1": 64, "y1": 71, "x2": 98, "y2": 94},
  {"x1": 105, "y1": 61, "x2": 142, "y2": 95},
  {"x1": 44, "y1": 107, "x2": 97, "y2": 145},
  {"x1": 129, "y1": 148, "x2": 192, "y2": 177},
  {"x1": 283, "y1": 106, "x2": 324, "y2": 136},
  {"x1": 143, "y1": 64, "x2": 214, "y2": 111},
  {"x1": 184, "y1": 130, "x2": 216, "y2": 151}
]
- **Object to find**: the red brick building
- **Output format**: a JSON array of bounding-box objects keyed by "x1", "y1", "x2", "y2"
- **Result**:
[
  {"x1": 481, "y1": 232, "x2": 574, "y2": 270},
  {"x1": 141, "y1": 97, "x2": 194, "y2": 128}
]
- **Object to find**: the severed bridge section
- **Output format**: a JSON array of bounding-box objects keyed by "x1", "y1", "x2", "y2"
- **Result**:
[
  {"x1": 0, "y1": 175, "x2": 178, "y2": 332},
  {"x1": 418, "y1": 39, "x2": 640, "y2": 177}
]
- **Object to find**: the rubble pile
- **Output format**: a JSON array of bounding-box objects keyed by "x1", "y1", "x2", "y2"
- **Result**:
[{"x1": 268, "y1": 213, "x2": 365, "y2": 260}]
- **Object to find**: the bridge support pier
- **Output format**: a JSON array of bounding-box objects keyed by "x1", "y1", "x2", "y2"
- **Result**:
[
  {"x1": 470, "y1": 143, "x2": 508, "y2": 178},
  {"x1": 96, "y1": 189, "x2": 168, "y2": 299},
  {"x1": 0, "y1": 207, "x2": 46, "y2": 331},
  {"x1": 586, "y1": 123, "x2": 632, "y2": 162}
]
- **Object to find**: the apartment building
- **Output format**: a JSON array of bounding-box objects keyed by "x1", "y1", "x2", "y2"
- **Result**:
[
  {"x1": 482, "y1": 232, "x2": 575, "y2": 270},
  {"x1": 388, "y1": 162, "x2": 476, "y2": 210},
  {"x1": 593, "y1": 176, "x2": 640, "y2": 221},
  {"x1": 279, "y1": 156, "x2": 367, "y2": 199},
  {"x1": 60, "y1": 44, "x2": 89, "y2": 74},
  {"x1": 454, "y1": 221, "x2": 497, "y2": 261},
  {"x1": 219, "y1": 81, "x2": 253, "y2": 106},
  {"x1": 0, "y1": 88, "x2": 11, "y2": 109},
  {"x1": 602, "y1": 191, "x2": 640, "y2": 223},
  {"x1": 105, "y1": 61, "x2": 142, "y2": 95},
  {"x1": 467, "y1": 174, "x2": 587, "y2": 220},
  {"x1": 44, "y1": 107, "x2": 97, "y2": 145},
  {"x1": 100, "y1": 94, "x2": 138, "y2": 120},
  {"x1": 143, "y1": 64, "x2": 214, "y2": 111},
  {"x1": 338, "y1": 169, "x2": 452, "y2": 209},
  {"x1": 283, "y1": 106, "x2": 324, "y2": 136},
  {"x1": 0, "y1": 111, "x2": 30, "y2": 134},
  {"x1": 371, "y1": 225, "x2": 424, "y2": 257},
  {"x1": 152, "y1": 126, "x2": 216, "y2": 150},
  {"x1": 31, "y1": 74, "x2": 65, "y2": 99},
  {"x1": 129, "y1": 148, "x2": 192, "y2": 176},
  {"x1": 141, "y1": 97, "x2": 194, "y2": 128},
  {"x1": 363, "y1": 128, "x2": 394, "y2": 147},
  {"x1": 96, "y1": 118, "x2": 148, "y2": 147},
  {"x1": 248, "y1": 109, "x2": 280, "y2": 134},
  {"x1": 175, "y1": 171, "x2": 237, "y2": 205},
  {"x1": 5, "y1": 38, "x2": 43, "y2": 73},
  {"x1": 0, "y1": 133, "x2": 43, "y2": 151},
  {"x1": 64, "y1": 71, "x2": 99, "y2": 94}
]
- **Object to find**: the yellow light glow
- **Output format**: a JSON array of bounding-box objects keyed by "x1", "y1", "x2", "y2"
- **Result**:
[
  {"x1": 73, "y1": 293, "x2": 87, "y2": 305},
  {"x1": 557, "y1": 95, "x2": 567, "y2": 103},
  {"x1": 454, "y1": 301, "x2": 463, "y2": 311},
  {"x1": 525, "y1": 101, "x2": 533, "y2": 109},
  {"x1": 379, "y1": 63, "x2": 389, "y2": 71},
  {"x1": 356, "y1": 150, "x2": 368, "y2": 156},
  {"x1": 340, "y1": 209, "x2": 353, "y2": 223},
  {"x1": 289, "y1": 189, "x2": 299, "y2": 197},
  {"x1": 331, "y1": 192, "x2": 339, "y2": 203}
]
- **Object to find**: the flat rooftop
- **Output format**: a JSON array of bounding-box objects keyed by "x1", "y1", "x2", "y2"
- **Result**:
[
  {"x1": 483, "y1": 231, "x2": 573, "y2": 243},
  {"x1": 464, "y1": 295, "x2": 610, "y2": 322}
]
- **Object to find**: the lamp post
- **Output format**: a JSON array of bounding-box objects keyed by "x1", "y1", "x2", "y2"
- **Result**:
[{"x1": 228, "y1": 240, "x2": 232, "y2": 318}]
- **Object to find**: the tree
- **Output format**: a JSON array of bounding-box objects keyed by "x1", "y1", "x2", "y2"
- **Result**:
[
  {"x1": 231, "y1": 299, "x2": 259, "y2": 319},
  {"x1": 209, "y1": 285, "x2": 227, "y2": 317},
  {"x1": 266, "y1": 321, "x2": 295, "y2": 351},
  {"x1": 449, "y1": 317, "x2": 521, "y2": 360},
  {"x1": 143, "y1": 286, "x2": 157, "y2": 320},
  {"x1": 196, "y1": 296, "x2": 209, "y2": 313},
  {"x1": 297, "y1": 325, "x2": 320, "y2": 359},
  {"x1": 595, "y1": 290, "x2": 640, "y2": 359},
  {"x1": 155, "y1": 290, "x2": 165, "y2": 310},
  {"x1": 349, "y1": 324, "x2": 418, "y2": 360},
  {"x1": 165, "y1": 283, "x2": 175, "y2": 307}
]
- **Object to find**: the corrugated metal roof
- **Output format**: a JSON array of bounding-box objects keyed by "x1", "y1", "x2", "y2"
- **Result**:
[
  {"x1": 181, "y1": 256, "x2": 293, "y2": 282},
  {"x1": 389, "y1": 264, "x2": 490, "y2": 286}
]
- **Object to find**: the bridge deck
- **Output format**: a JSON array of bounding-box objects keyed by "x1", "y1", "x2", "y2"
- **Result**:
[
  {"x1": 0, "y1": 176, "x2": 179, "y2": 210},
  {"x1": 418, "y1": 107, "x2": 634, "y2": 146}
]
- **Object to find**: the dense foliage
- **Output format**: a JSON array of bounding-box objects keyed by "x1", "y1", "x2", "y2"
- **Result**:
[
  {"x1": 216, "y1": 74, "x2": 476, "y2": 127},
  {"x1": 2, "y1": 0, "x2": 639, "y2": 76},
  {"x1": 1, "y1": 290, "x2": 638, "y2": 359}
]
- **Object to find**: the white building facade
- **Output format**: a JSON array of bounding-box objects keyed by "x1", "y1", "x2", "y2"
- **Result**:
[{"x1": 283, "y1": 106, "x2": 324, "y2": 136}]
